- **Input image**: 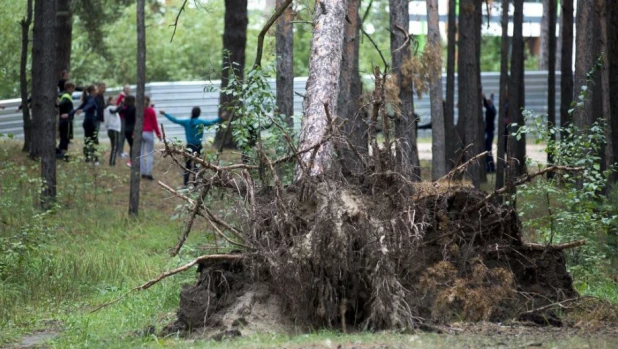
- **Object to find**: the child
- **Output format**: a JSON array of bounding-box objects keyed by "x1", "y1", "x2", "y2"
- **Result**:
[{"x1": 104, "y1": 96, "x2": 121, "y2": 166}]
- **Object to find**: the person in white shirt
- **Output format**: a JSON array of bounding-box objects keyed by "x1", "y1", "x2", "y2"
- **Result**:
[{"x1": 104, "y1": 96, "x2": 122, "y2": 166}]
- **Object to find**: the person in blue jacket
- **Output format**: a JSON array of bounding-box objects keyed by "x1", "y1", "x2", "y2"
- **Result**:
[
  {"x1": 73, "y1": 85, "x2": 99, "y2": 163},
  {"x1": 159, "y1": 107, "x2": 221, "y2": 187}
]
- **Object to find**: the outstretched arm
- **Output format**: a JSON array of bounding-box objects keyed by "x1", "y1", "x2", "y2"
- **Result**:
[
  {"x1": 160, "y1": 110, "x2": 186, "y2": 126},
  {"x1": 196, "y1": 117, "x2": 223, "y2": 127}
]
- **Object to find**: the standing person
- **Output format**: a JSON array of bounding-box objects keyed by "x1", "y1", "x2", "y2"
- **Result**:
[
  {"x1": 58, "y1": 69, "x2": 70, "y2": 94},
  {"x1": 159, "y1": 107, "x2": 222, "y2": 187},
  {"x1": 483, "y1": 92, "x2": 497, "y2": 173},
  {"x1": 95, "y1": 82, "x2": 106, "y2": 132},
  {"x1": 116, "y1": 84, "x2": 131, "y2": 159},
  {"x1": 116, "y1": 95, "x2": 136, "y2": 167},
  {"x1": 57, "y1": 81, "x2": 76, "y2": 160},
  {"x1": 104, "y1": 96, "x2": 121, "y2": 166},
  {"x1": 140, "y1": 96, "x2": 162, "y2": 180},
  {"x1": 72, "y1": 85, "x2": 99, "y2": 164}
]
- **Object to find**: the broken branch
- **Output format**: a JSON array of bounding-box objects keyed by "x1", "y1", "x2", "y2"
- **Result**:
[{"x1": 254, "y1": 0, "x2": 293, "y2": 68}]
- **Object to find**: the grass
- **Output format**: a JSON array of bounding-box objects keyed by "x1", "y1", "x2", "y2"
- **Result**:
[{"x1": 1, "y1": 139, "x2": 617, "y2": 348}]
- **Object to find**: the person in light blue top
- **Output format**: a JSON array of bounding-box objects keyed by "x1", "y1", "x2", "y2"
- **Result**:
[{"x1": 160, "y1": 107, "x2": 222, "y2": 187}]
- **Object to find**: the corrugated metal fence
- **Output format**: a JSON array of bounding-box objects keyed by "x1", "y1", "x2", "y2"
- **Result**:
[{"x1": 0, "y1": 71, "x2": 561, "y2": 141}]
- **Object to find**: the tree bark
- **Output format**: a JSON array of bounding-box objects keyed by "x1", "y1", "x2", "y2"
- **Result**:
[
  {"x1": 56, "y1": 0, "x2": 73, "y2": 73},
  {"x1": 508, "y1": 0, "x2": 526, "y2": 177},
  {"x1": 20, "y1": 0, "x2": 33, "y2": 154},
  {"x1": 475, "y1": 0, "x2": 486, "y2": 183},
  {"x1": 547, "y1": 0, "x2": 556, "y2": 165},
  {"x1": 214, "y1": 0, "x2": 248, "y2": 149},
  {"x1": 390, "y1": 0, "x2": 420, "y2": 179},
  {"x1": 276, "y1": 0, "x2": 294, "y2": 128},
  {"x1": 445, "y1": 0, "x2": 457, "y2": 171},
  {"x1": 337, "y1": 0, "x2": 367, "y2": 174},
  {"x1": 539, "y1": 0, "x2": 550, "y2": 70},
  {"x1": 608, "y1": 0, "x2": 618, "y2": 187},
  {"x1": 599, "y1": 0, "x2": 613, "y2": 187},
  {"x1": 129, "y1": 0, "x2": 146, "y2": 216},
  {"x1": 32, "y1": 0, "x2": 58, "y2": 208},
  {"x1": 560, "y1": 0, "x2": 574, "y2": 133},
  {"x1": 295, "y1": 0, "x2": 346, "y2": 179},
  {"x1": 458, "y1": 0, "x2": 482, "y2": 188},
  {"x1": 426, "y1": 0, "x2": 446, "y2": 180},
  {"x1": 496, "y1": 0, "x2": 509, "y2": 191}
]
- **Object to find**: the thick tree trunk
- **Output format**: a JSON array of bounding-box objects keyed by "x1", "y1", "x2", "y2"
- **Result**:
[
  {"x1": 32, "y1": 0, "x2": 58, "y2": 207},
  {"x1": 445, "y1": 0, "x2": 457, "y2": 171},
  {"x1": 129, "y1": 0, "x2": 146, "y2": 216},
  {"x1": 20, "y1": 0, "x2": 33, "y2": 154},
  {"x1": 508, "y1": 0, "x2": 526, "y2": 176},
  {"x1": 276, "y1": 0, "x2": 294, "y2": 128},
  {"x1": 214, "y1": 0, "x2": 248, "y2": 149},
  {"x1": 337, "y1": 0, "x2": 366, "y2": 174},
  {"x1": 56, "y1": 0, "x2": 73, "y2": 73},
  {"x1": 295, "y1": 0, "x2": 346, "y2": 179},
  {"x1": 426, "y1": 0, "x2": 446, "y2": 180},
  {"x1": 560, "y1": 0, "x2": 574, "y2": 133},
  {"x1": 547, "y1": 0, "x2": 556, "y2": 165},
  {"x1": 458, "y1": 0, "x2": 482, "y2": 188},
  {"x1": 390, "y1": 0, "x2": 420, "y2": 179},
  {"x1": 496, "y1": 0, "x2": 509, "y2": 191},
  {"x1": 539, "y1": 0, "x2": 550, "y2": 70}
]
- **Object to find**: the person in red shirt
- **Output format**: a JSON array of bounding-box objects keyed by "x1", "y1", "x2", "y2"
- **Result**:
[
  {"x1": 116, "y1": 84, "x2": 131, "y2": 158},
  {"x1": 140, "y1": 95, "x2": 162, "y2": 180}
]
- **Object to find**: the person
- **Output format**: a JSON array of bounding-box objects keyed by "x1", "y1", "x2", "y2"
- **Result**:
[
  {"x1": 160, "y1": 107, "x2": 222, "y2": 187},
  {"x1": 116, "y1": 84, "x2": 131, "y2": 159},
  {"x1": 113, "y1": 95, "x2": 136, "y2": 166},
  {"x1": 483, "y1": 92, "x2": 497, "y2": 173},
  {"x1": 72, "y1": 85, "x2": 99, "y2": 164},
  {"x1": 58, "y1": 69, "x2": 70, "y2": 93},
  {"x1": 103, "y1": 96, "x2": 121, "y2": 166},
  {"x1": 56, "y1": 81, "x2": 76, "y2": 160},
  {"x1": 94, "y1": 82, "x2": 106, "y2": 135},
  {"x1": 140, "y1": 96, "x2": 162, "y2": 180}
]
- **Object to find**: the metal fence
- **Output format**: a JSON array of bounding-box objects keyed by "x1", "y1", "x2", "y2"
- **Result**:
[{"x1": 0, "y1": 71, "x2": 561, "y2": 141}]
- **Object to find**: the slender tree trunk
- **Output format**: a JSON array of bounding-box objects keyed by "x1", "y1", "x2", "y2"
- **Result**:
[
  {"x1": 129, "y1": 0, "x2": 146, "y2": 216},
  {"x1": 547, "y1": 0, "x2": 556, "y2": 165},
  {"x1": 496, "y1": 0, "x2": 509, "y2": 190},
  {"x1": 560, "y1": 0, "x2": 574, "y2": 133},
  {"x1": 32, "y1": 0, "x2": 58, "y2": 208},
  {"x1": 214, "y1": 0, "x2": 248, "y2": 149},
  {"x1": 337, "y1": 0, "x2": 366, "y2": 174},
  {"x1": 508, "y1": 0, "x2": 526, "y2": 176},
  {"x1": 600, "y1": 0, "x2": 612, "y2": 188},
  {"x1": 20, "y1": 0, "x2": 33, "y2": 154},
  {"x1": 539, "y1": 0, "x2": 550, "y2": 70},
  {"x1": 458, "y1": 0, "x2": 482, "y2": 187},
  {"x1": 390, "y1": 0, "x2": 420, "y2": 179},
  {"x1": 276, "y1": 0, "x2": 294, "y2": 128},
  {"x1": 475, "y1": 0, "x2": 486, "y2": 183},
  {"x1": 445, "y1": 0, "x2": 457, "y2": 171},
  {"x1": 426, "y1": 0, "x2": 446, "y2": 180},
  {"x1": 56, "y1": 0, "x2": 73, "y2": 73},
  {"x1": 295, "y1": 0, "x2": 346, "y2": 179},
  {"x1": 608, "y1": 0, "x2": 618, "y2": 187}
]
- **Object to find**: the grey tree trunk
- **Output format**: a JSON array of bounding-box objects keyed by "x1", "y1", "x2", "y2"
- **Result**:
[
  {"x1": 496, "y1": 0, "x2": 509, "y2": 191},
  {"x1": 129, "y1": 0, "x2": 146, "y2": 217},
  {"x1": 508, "y1": 0, "x2": 526, "y2": 177},
  {"x1": 445, "y1": 0, "x2": 457, "y2": 170},
  {"x1": 214, "y1": 0, "x2": 248, "y2": 149},
  {"x1": 56, "y1": 0, "x2": 73, "y2": 73},
  {"x1": 458, "y1": 0, "x2": 482, "y2": 187},
  {"x1": 276, "y1": 0, "x2": 294, "y2": 128},
  {"x1": 337, "y1": 0, "x2": 366, "y2": 174},
  {"x1": 547, "y1": 0, "x2": 556, "y2": 165},
  {"x1": 426, "y1": 0, "x2": 446, "y2": 180},
  {"x1": 32, "y1": 0, "x2": 58, "y2": 208},
  {"x1": 20, "y1": 0, "x2": 33, "y2": 154},
  {"x1": 295, "y1": 0, "x2": 346, "y2": 179},
  {"x1": 390, "y1": 0, "x2": 420, "y2": 179},
  {"x1": 608, "y1": 0, "x2": 618, "y2": 187},
  {"x1": 539, "y1": 0, "x2": 550, "y2": 70},
  {"x1": 560, "y1": 0, "x2": 574, "y2": 132}
]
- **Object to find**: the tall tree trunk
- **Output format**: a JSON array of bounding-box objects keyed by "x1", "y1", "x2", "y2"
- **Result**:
[
  {"x1": 600, "y1": 0, "x2": 613, "y2": 187},
  {"x1": 458, "y1": 0, "x2": 482, "y2": 188},
  {"x1": 608, "y1": 0, "x2": 618, "y2": 187},
  {"x1": 32, "y1": 0, "x2": 58, "y2": 208},
  {"x1": 20, "y1": 0, "x2": 33, "y2": 154},
  {"x1": 129, "y1": 0, "x2": 146, "y2": 216},
  {"x1": 426, "y1": 0, "x2": 446, "y2": 180},
  {"x1": 445, "y1": 0, "x2": 457, "y2": 171},
  {"x1": 56, "y1": 0, "x2": 73, "y2": 73},
  {"x1": 337, "y1": 0, "x2": 366, "y2": 174},
  {"x1": 276, "y1": 0, "x2": 294, "y2": 128},
  {"x1": 496, "y1": 0, "x2": 509, "y2": 190},
  {"x1": 539, "y1": 0, "x2": 550, "y2": 70},
  {"x1": 560, "y1": 0, "x2": 574, "y2": 133},
  {"x1": 475, "y1": 0, "x2": 486, "y2": 183},
  {"x1": 214, "y1": 0, "x2": 248, "y2": 149},
  {"x1": 508, "y1": 0, "x2": 526, "y2": 176},
  {"x1": 295, "y1": 0, "x2": 346, "y2": 179},
  {"x1": 547, "y1": 0, "x2": 556, "y2": 165},
  {"x1": 390, "y1": 0, "x2": 420, "y2": 179}
]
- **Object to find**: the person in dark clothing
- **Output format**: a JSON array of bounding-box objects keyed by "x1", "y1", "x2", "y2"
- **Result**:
[
  {"x1": 72, "y1": 85, "x2": 99, "y2": 163},
  {"x1": 112, "y1": 95, "x2": 136, "y2": 166},
  {"x1": 94, "y1": 82, "x2": 106, "y2": 149},
  {"x1": 57, "y1": 81, "x2": 76, "y2": 160},
  {"x1": 483, "y1": 92, "x2": 497, "y2": 173}
]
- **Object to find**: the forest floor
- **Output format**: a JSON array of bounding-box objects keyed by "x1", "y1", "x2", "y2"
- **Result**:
[{"x1": 0, "y1": 139, "x2": 616, "y2": 349}]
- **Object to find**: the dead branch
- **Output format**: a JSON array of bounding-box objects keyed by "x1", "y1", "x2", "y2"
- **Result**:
[
  {"x1": 522, "y1": 239, "x2": 586, "y2": 251},
  {"x1": 169, "y1": 0, "x2": 188, "y2": 43},
  {"x1": 158, "y1": 180, "x2": 194, "y2": 205},
  {"x1": 521, "y1": 297, "x2": 580, "y2": 315},
  {"x1": 170, "y1": 183, "x2": 211, "y2": 257},
  {"x1": 361, "y1": 28, "x2": 388, "y2": 71},
  {"x1": 204, "y1": 207, "x2": 245, "y2": 242},
  {"x1": 393, "y1": 24, "x2": 410, "y2": 53},
  {"x1": 438, "y1": 149, "x2": 489, "y2": 182},
  {"x1": 254, "y1": 0, "x2": 293, "y2": 68},
  {"x1": 206, "y1": 217, "x2": 251, "y2": 249},
  {"x1": 90, "y1": 254, "x2": 244, "y2": 313}
]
